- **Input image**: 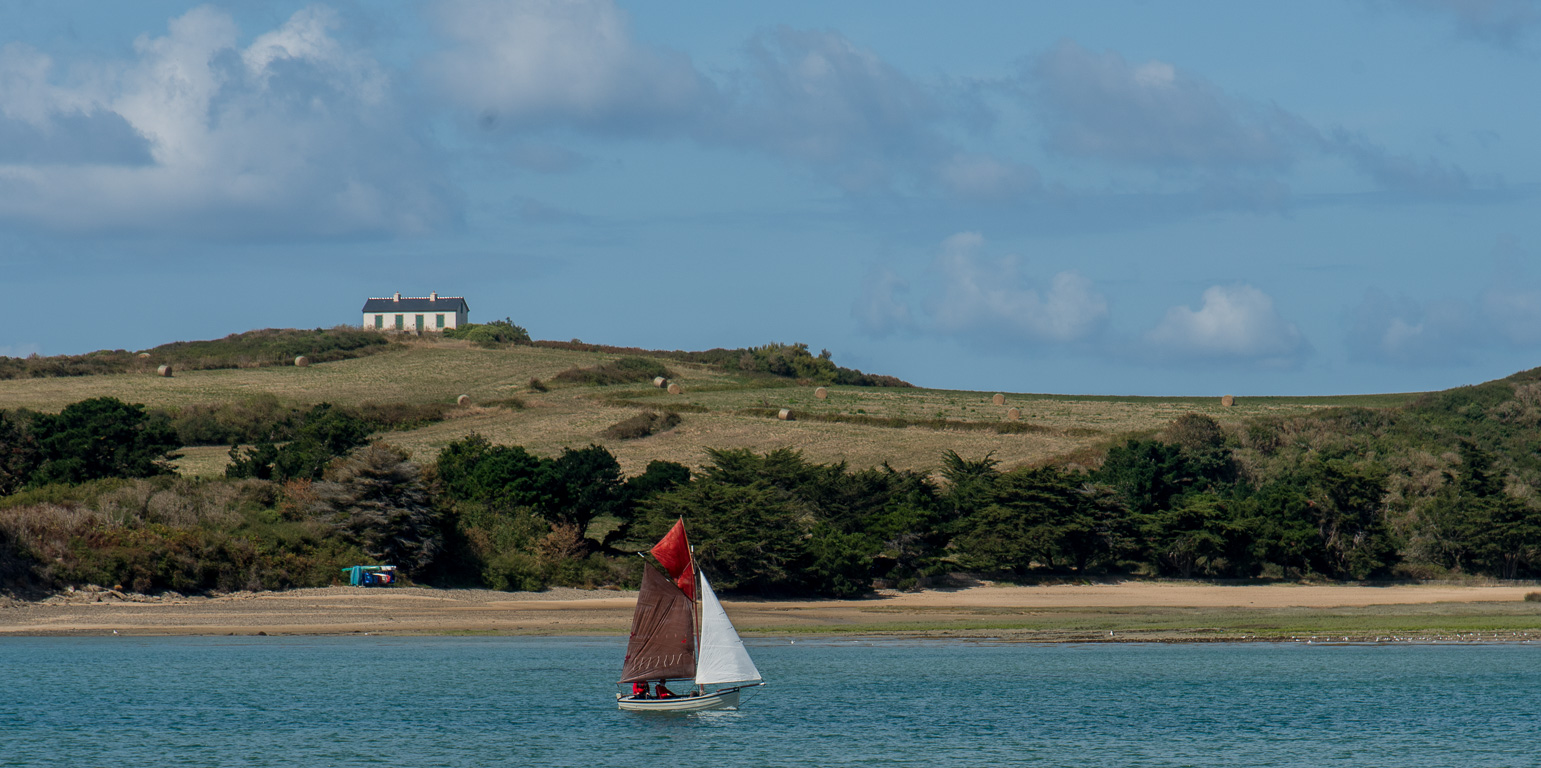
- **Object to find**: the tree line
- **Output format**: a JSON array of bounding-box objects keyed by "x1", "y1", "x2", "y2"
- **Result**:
[{"x1": 4, "y1": 372, "x2": 1541, "y2": 595}]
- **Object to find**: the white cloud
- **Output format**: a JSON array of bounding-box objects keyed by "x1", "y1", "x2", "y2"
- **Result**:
[
  {"x1": 0, "y1": 6, "x2": 453, "y2": 238},
  {"x1": 426, "y1": 6, "x2": 1030, "y2": 197},
  {"x1": 425, "y1": 0, "x2": 710, "y2": 134},
  {"x1": 929, "y1": 232, "x2": 1108, "y2": 343},
  {"x1": 1146, "y1": 284, "x2": 1308, "y2": 364}
]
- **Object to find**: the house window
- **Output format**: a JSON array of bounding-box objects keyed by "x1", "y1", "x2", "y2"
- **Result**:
[
  {"x1": 436, "y1": 314, "x2": 445, "y2": 329},
  {"x1": 374, "y1": 314, "x2": 383, "y2": 329},
  {"x1": 415, "y1": 314, "x2": 424, "y2": 330},
  {"x1": 395, "y1": 314, "x2": 403, "y2": 329}
]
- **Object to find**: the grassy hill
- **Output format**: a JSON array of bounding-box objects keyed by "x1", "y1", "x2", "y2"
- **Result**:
[
  {"x1": 9, "y1": 328, "x2": 1541, "y2": 599},
  {"x1": 0, "y1": 334, "x2": 1417, "y2": 478}
]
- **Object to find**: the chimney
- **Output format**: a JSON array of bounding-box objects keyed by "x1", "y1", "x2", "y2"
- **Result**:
[
  {"x1": 393, "y1": 292, "x2": 401, "y2": 302},
  {"x1": 430, "y1": 292, "x2": 438, "y2": 301}
]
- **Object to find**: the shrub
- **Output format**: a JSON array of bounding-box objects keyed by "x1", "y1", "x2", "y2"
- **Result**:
[
  {"x1": 169, "y1": 399, "x2": 450, "y2": 447},
  {"x1": 443, "y1": 318, "x2": 530, "y2": 345},
  {"x1": 0, "y1": 477, "x2": 365, "y2": 594},
  {"x1": 553, "y1": 357, "x2": 672, "y2": 386},
  {"x1": 601, "y1": 410, "x2": 681, "y2": 440},
  {"x1": 528, "y1": 340, "x2": 913, "y2": 387},
  {"x1": 1526, "y1": 591, "x2": 1541, "y2": 602}
]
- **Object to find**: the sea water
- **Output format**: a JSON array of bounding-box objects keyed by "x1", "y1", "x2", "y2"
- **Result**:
[{"x1": 1, "y1": 637, "x2": 1537, "y2": 767}]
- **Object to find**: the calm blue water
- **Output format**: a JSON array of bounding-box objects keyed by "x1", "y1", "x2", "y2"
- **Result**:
[{"x1": 2, "y1": 637, "x2": 1537, "y2": 767}]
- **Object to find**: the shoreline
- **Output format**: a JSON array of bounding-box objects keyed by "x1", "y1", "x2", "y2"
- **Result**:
[{"x1": 4, "y1": 582, "x2": 1541, "y2": 643}]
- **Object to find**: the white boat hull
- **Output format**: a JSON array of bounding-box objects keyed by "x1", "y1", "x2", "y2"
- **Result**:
[{"x1": 617, "y1": 686, "x2": 749, "y2": 712}]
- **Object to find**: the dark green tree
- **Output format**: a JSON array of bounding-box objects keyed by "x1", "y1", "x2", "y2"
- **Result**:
[
  {"x1": 0, "y1": 410, "x2": 40, "y2": 495},
  {"x1": 545, "y1": 444, "x2": 625, "y2": 531},
  {"x1": 431, "y1": 433, "x2": 550, "y2": 508},
  {"x1": 29, "y1": 397, "x2": 179, "y2": 485},
  {"x1": 1306, "y1": 459, "x2": 1397, "y2": 580},
  {"x1": 1236, "y1": 483, "x2": 1322, "y2": 577},
  {"x1": 804, "y1": 523, "x2": 875, "y2": 597},
  {"x1": 1140, "y1": 492, "x2": 1236, "y2": 578},
  {"x1": 939, "y1": 450, "x2": 1000, "y2": 524},
  {"x1": 1098, "y1": 440, "x2": 1196, "y2": 518},
  {"x1": 311, "y1": 443, "x2": 442, "y2": 573},
  {"x1": 624, "y1": 460, "x2": 690, "y2": 503},
  {"x1": 954, "y1": 467, "x2": 1083, "y2": 573},
  {"x1": 638, "y1": 482, "x2": 812, "y2": 594},
  {"x1": 226, "y1": 403, "x2": 373, "y2": 482}
]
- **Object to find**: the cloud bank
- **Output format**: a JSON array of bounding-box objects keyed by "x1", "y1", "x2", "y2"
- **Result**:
[{"x1": 0, "y1": 6, "x2": 454, "y2": 238}]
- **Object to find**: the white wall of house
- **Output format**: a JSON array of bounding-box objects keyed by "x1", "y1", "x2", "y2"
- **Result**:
[{"x1": 362, "y1": 309, "x2": 466, "y2": 331}]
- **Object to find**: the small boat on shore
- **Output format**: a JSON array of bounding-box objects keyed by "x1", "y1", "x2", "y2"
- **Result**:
[{"x1": 617, "y1": 519, "x2": 762, "y2": 712}]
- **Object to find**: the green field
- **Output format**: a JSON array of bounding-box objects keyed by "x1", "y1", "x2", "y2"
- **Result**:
[{"x1": 0, "y1": 336, "x2": 1424, "y2": 478}]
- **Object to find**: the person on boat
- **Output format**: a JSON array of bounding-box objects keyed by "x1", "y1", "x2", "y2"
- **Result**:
[
  {"x1": 631, "y1": 682, "x2": 651, "y2": 699},
  {"x1": 654, "y1": 681, "x2": 675, "y2": 698}
]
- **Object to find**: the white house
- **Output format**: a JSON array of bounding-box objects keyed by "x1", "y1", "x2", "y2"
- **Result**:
[{"x1": 361, "y1": 292, "x2": 470, "y2": 332}]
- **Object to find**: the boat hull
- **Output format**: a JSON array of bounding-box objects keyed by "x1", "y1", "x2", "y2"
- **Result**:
[{"x1": 617, "y1": 687, "x2": 745, "y2": 712}]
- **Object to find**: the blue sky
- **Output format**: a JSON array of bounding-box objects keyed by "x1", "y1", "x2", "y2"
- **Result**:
[{"x1": 4, "y1": 0, "x2": 1540, "y2": 396}]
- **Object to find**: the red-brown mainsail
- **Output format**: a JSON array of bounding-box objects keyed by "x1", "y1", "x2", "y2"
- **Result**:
[{"x1": 619, "y1": 565, "x2": 696, "y2": 683}]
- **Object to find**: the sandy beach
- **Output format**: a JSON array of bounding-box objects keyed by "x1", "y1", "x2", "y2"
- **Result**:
[{"x1": 4, "y1": 582, "x2": 1540, "y2": 642}]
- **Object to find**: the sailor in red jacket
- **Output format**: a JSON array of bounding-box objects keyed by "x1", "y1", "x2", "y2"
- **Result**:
[
  {"x1": 631, "y1": 682, "x2": 650, "y2": 699},
  {"x1": 654, "y1": 681, "x2": 675, "y2": 698}
]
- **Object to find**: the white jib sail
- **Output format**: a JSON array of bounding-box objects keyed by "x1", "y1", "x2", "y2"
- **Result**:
[{"x1": 694, "y1": 572, "x2": 761, "y2": 686}]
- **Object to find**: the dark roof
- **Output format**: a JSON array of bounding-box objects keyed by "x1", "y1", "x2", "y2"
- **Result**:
[{"x1": 361, "y1": 297, "x2": 469, "y2": 313}]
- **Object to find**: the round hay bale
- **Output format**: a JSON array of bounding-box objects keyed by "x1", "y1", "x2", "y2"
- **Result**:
[
  {"x1": 667, "y1": 383, "x2": 683, "y2": 395},
  {"x1": 1006, "y1": 407, "x2": 1021, "y2": 421},
  {"x1": 457, "y1": 394, "x2": 471, "y2": 406},
  {"x1": 1220, "y1": 395, "x2": 1236, "y2": 407},
  {"x1": 137, "y1": 352, "x2": 151, "y2": 359},
  {"x1": 294, "y1": 355, "x2": 311, "y2": 368},
  {"x1": 156, "y1": 365, "x2": 173, "y2": 378},
  {"x1": 814, "y1": 387, "x2": 829, "y2": 400},
  {"x1": 778, "y1": 408, "x2": 794, "y2": 421},
  {"x1": 992, "y1": 393, "x2": 1006, "y2": 406},
  {"x1": 653, "y1": 376, "x2": 669, "y2": 388}
]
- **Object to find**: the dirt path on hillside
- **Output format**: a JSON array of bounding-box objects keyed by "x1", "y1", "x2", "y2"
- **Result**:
[{"x1": 3, "y1": 582, "x2": 1536, "y2": 638}]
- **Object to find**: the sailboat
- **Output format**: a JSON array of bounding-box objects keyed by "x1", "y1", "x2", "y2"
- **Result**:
[{"x1": 617, "y1": 519, "x2": 763, "y2": 712}]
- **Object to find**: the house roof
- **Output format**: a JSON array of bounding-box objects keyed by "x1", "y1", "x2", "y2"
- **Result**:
[{"x1": 361, "y1": 296, "x2": 469, "y2": 313}]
